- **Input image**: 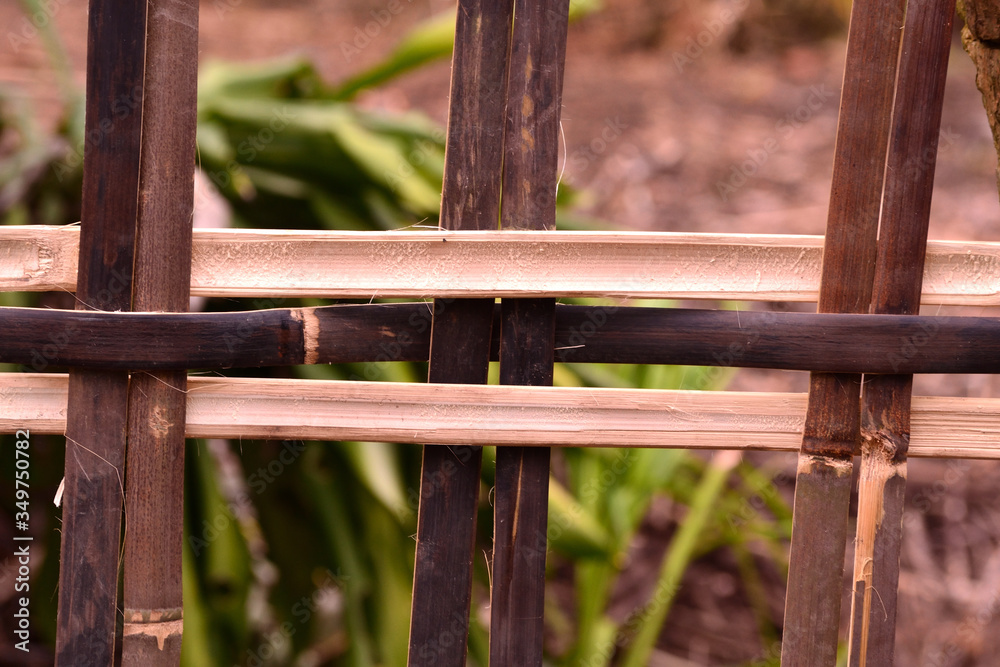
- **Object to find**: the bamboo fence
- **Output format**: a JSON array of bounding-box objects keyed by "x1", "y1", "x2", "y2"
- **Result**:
[{"x1": 0, "y1": 0, "x2": 992, "y2": 664}]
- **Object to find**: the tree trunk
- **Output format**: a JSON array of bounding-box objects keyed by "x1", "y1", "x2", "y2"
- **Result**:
[{"x1": 961, "y1": 0, "x2": 1000, "y2": 195}]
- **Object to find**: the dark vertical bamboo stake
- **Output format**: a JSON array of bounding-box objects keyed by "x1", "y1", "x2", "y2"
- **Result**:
[
  {"x1": 490, "y1": 0, "x2": 569, "y2": 663},
  {"x1": 121, "y1": 0, "x2": 199, "y2": 664},
  {"x1": 406, "y1": 1, "x2": 513, "y2": 664},
  {"x1": 848, "y1": 0, "x2": 956, "y2": 663},
  {"x1": 55, "y1": 1, "x2": 147, "y2": 664},
  {"x1": 780, "y1": 0, "x2": 905, "y2": 662}
]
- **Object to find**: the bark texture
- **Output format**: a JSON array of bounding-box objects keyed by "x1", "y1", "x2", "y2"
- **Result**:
[{"x1": 961, "y1": 0, "x2": 1000, "y2": 194}]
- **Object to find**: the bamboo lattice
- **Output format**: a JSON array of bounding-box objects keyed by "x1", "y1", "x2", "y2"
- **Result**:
[{"x1": 0, "y1": 0, "x2": 993, "y2": 663}]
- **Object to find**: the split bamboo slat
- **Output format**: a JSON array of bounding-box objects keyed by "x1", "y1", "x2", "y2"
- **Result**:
[
  {"x1": 54, "y1": 1, "x2": 148, "y2": 664},
  {"x1": 6, "y1": 226, "x2": 1000, "y2": 304},
  {"x1": 121, "y1": 0, "x2": 199, "y2": 663},
  {"x1": 780, "y1": 0, "x2": 906, "y2": 660},
  {"x1": 847, "y1": 0, "x2": 956, "y2": 663},
  {"x1": 7, "y1": 374, "x2": 1000, "y2": 460},
  {"x1": 407, "y1": 0, "x2": 511, "y2": 663},
  {"x1": 490, "y1": 0, "x2": 569, "y2": 662}
]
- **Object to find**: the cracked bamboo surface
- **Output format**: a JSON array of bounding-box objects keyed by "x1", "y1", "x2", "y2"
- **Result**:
[
  {"x1": 4, "y1": 374, "x2": 1000, "y2": 459},
  {"x1": 847, "y1": 0, "x2": 957, "y2": 662},
  {"x1": 781, "y1": 0, "x2": 907, "y2": 656},
  {"x1": 5, "y1": 226, "x2": 1000, "y2": 304}
]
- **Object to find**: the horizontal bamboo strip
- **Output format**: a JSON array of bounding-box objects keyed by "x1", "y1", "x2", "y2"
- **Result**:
[
  {"x1": 2, "y1": 373, "x2": 998, "y2": 459},
  {"x1": 4, "y1": 304, "x2": 1000, "y2": 374},
  {"x1": 4, "y1": 226, "x2": 1000, "y2": 304}
]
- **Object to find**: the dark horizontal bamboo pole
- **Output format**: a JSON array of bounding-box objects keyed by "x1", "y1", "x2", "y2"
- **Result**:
[{"x1": 3, "y1": 304, "x2": 1000, "y2": 374}]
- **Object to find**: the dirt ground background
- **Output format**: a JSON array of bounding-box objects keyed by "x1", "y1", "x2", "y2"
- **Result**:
[{"x1": 3, "y1": 0, "x2": 1000, "y2": 664}]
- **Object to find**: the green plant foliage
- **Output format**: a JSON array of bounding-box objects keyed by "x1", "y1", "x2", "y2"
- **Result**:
[
  {"x1": 333, "y1": 0, "x2": 602, "y2": 100},
  {"x1": 198, "y1": 59, "x2": 446, "y2": 231}
]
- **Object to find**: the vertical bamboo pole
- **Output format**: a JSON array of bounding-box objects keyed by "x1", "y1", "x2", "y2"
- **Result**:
[
  {"x1": 847, "y1": 0, "x2": 956, "y2": 663},
  {"x1": 406, "y1": 0, "x2": 513, "y2": 664},
  {"x1": 780, "y1": 0, "x2": 905, "y2": 661},
  {"x1": 489, "y1": 0, "x2": 569, "y2": 663},
  {"x1": 121, "y1": 0, "x2": 199, "y2": 663},
  {"x1": 55, "y1": 1, "x2": 147, "y2": 664}
]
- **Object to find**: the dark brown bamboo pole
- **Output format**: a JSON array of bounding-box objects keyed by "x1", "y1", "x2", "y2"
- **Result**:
[
  {"x1": 54, "y1": 0, "x2": 148, "y2": 663},
  {"x1": 120, "y1": 0, "x2": 199, "y2": 663},
  {"x1": 780, "y1": 0, "x2": 906, "y2": 661},
  {"x1": 10, "y1": 304, "x2": 1000, "y2": 373},
  {"x1": 406, "y1": 0, "x2": 513, "y2": 663},
  {"x1": 490, "y1": 0, "x2": 569, "y2": 662},
  {"x1": 847, "y1": 0, "x2": 956, "y2": 663}
]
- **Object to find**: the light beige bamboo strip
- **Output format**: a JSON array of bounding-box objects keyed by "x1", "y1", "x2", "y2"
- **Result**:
[
  {"x1": 2, "y1": 373, "x2": 999, "y2": 459},
  {"x1": 3, "y1": 226, "x2": 999, "y2": 304}
]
